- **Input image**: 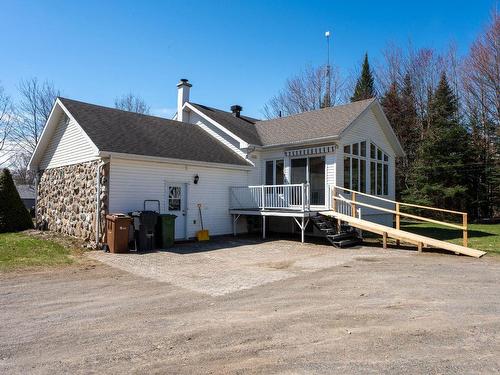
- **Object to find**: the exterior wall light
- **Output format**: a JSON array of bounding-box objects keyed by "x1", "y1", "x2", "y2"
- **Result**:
[{"x1": 194, "y1": 174, "x2": 199, "y2": 184}]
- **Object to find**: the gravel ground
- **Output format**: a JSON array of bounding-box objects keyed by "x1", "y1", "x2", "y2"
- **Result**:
[{"x1": 1, "y1": 238, "x2": 499, "y2": 374}]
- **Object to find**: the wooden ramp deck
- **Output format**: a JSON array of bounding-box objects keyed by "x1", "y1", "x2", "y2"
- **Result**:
[{"x1": 320, "y1": 211, "x2": 486, "y2": 258}]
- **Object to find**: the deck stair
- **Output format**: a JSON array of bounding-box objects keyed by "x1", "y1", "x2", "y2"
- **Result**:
[
  {"x1": 310, "y1": 214, "x2": 361, "y2": 248},
  {"x1": 323, "y1": 185, "x2": 487, "y2": 258}
]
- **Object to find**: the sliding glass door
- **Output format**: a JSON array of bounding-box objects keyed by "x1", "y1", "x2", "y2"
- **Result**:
[{"x1": 290, "y1": 156, "x2": 325, "y2": 205}]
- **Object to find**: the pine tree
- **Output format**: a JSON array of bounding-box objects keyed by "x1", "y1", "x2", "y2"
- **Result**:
[
  {"x1": 0, "y1": 168, "x2": 33, "y2": 232},
  {"x1": 381, "y1": 75, "x2": 421, "y2": 199},
  {"x1": 404, "y1": 72, "x2": 471, "y2": 213},
  {"x1": 351, "y1": 53, "x2": 376, "y2": 102}
]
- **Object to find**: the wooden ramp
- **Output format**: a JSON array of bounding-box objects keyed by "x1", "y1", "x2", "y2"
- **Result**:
[{"x1": 320, "y1": 211, "x2": 486, "y2": 258}]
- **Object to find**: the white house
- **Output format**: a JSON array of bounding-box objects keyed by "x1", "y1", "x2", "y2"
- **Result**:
[{"x1": 28, "y1": 79, "x2": 404, "y2": 247}]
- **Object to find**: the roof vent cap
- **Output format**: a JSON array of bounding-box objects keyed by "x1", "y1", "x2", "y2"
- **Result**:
[{"x1": 230, "y1": 105, "x2": 242, "y2": 117}]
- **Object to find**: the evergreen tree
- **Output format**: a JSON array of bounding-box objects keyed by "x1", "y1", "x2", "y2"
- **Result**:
[
  {"x1": 351, "y1": 53, "x2": 376, "y2": 102},
  {"x1": 0, "y1": 168, "x2": 33, "y2": 233},
  {"x1": 404, "y1": 72, "x2": 471, "y2": 213},
  {"x1": 381, "y1": 75, "x2": 420, "y2": 199}
]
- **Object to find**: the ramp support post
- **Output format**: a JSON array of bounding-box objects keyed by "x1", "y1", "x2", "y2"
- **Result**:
[
  {"x1": 417, "y1": 242, "x2": 423, "y2": 252},
  {"x1": 463, "y1": 213, "x2": 468, "y2": 248},
  {"x1": 232, "y1": 214, "x2": 241, "y2": 236},
  {"x1": 262, "y1": 215, "x2": 266, "y2": 239},
  {"x1": 382, "y1": 232, "x2": 387, "y2": 249},
  {"x1": 395, "y1": 202, "x2": 400, "y2": 246}
]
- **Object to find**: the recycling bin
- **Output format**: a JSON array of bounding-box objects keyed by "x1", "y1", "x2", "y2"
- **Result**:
[
  {"x1": 106, "y1": 214, "x2": 133, "y2": 253},
  {"x1": 156, "y1": 214, "x2": 177, "y2": 249}
]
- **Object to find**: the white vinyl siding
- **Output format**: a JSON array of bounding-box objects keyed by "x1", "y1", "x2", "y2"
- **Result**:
[
  {"x1": 40, "y1": 113, "x2": 97, "y2": 169},
  {"x1": 337, "y1": 108, "x2": 396, "y2": 224},
  {"x1": 325, "y1": 154, "x2": 336, "y2": 207},
  {"x1": 108, "y1": 158, "x2": 250, "y2": 238}
]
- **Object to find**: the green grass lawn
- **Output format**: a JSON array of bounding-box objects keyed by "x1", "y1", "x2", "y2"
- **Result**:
[
  {"x1": 0, "y1": 232, "x2": 74, "y2": 271},
  {"x1": 400, "y1": 222, "x2": 500, "y2": 254}
]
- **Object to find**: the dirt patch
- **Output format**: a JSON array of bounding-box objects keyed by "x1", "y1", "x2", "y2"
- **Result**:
[
  {"x1": 23, "y1": 229, "x2": 89, "y2": 252},
  {"x1": 258, "y1": 260, "x2": 295, "y2": 269},
  {"x1": 1, "y1": 240, "x2": 499, "y2": 374},
  {"x1": 355, "y1": 255, "x2": 383, "y2": 262}
]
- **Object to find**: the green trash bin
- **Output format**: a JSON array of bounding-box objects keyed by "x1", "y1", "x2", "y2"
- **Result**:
[{"x1": 156, "y1": 214, "x2": 177, "y2": 249}]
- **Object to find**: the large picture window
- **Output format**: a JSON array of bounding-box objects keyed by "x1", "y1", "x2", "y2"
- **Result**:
[
  {"x1": 344, "y1": 141, "x2": 389, "y2": 196},
  {"x1": 343, "y1": 141, "x2": 367, "y2": 193},
  {"x1": 370, "y1": 143, "x2": 389, "y2": 196}
]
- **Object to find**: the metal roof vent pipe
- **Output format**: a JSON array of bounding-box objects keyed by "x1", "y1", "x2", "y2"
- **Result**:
[{"x1": 230, "y1": 105, "x2": 242, "y2": 117}]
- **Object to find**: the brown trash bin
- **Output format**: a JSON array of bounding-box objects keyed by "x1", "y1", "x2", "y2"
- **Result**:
[{"x1": 106, "y1": 214, "x2": 133, "y2": 253}]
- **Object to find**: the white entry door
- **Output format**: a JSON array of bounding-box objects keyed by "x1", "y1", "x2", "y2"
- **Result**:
[{"x1": 166, "y1": 183, "x2": 187, "y2": 239}]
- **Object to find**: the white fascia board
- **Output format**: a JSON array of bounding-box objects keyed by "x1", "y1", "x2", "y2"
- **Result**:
[
  {"x1": 28, "y1": 98, "x2": 100, "y2": 170},
  {"x1": 337, "y1": 99, "x2": 376, "y2": 140},
  {"x1": 99, "y1": 151, "x2": 253, "y2": 171},
  {"x1": 58, "y1": 99, "x2": 100, "y2": 156},
  {"x1": 184, "y1": 102, "x2": 249, "y2": 149},
  {"x1": 28, "y1": 100, "x2": 60, "y2": 170},
  {"x1": 371, "y1": 101, "x2": 405, "y2": 157},
  {"x1": 338, "y1": 99, "x2": 405, "y2": 157}
]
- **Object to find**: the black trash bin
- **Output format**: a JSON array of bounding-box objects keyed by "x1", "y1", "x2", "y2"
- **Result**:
[{"x1": 138, "y1": 211, "x2": 159, "y2": 252}]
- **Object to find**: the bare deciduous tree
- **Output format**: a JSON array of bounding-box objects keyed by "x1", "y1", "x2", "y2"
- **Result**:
[
  {"x1": 0, "y1": 84, "x2": 13, "y2": 154},
  {"x1": 10, "y1": 151, "x2": 35, "y2": 185},
  {"x1": 12, "y1": 78, "x2": 60, "y2": 155},
  {"x1": 262, "y1": 65, "x2": 343, "y2": 119},
  {"x1": 462, "y1": 11, "x2": 500, "y2": 128},
  {"x1": 114, "y1": 93, "x2": 150, "y2": 114}
]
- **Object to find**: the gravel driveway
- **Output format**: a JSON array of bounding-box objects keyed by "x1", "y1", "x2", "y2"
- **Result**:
[{"x1": 1, "y1": 238, "x2": 499, "y2": 374}]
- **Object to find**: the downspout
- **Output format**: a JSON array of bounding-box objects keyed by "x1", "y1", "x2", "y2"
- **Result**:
[
  {"x1": 34, "y1": 170, "x2": 40, "y2": 225},
  {"x1": 95, "y1": 159, "x2": 109, "y2": 248}
]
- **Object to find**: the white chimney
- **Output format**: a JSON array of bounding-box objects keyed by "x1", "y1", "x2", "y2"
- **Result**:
[{"x1": 177, "y1": 78, "x2": 192, "y2": 122}]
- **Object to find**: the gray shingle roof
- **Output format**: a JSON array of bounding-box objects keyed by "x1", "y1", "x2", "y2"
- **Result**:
[
  {"x1": 254, "y1": 98, "x2": 375, "y2": 146},
  {"x1": 190, "y1": 103, "x2": 262, "y2": 146},
  {"x1": 59, "y1": 98, "x2": 251, "y2": 167},
  {"x1": 190, "y1": 99, "x2": 375, "y2": 147}
]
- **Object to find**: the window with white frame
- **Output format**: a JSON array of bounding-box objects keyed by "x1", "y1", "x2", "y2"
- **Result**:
[
  {"x1": 343, "y1": 141, "x2": 367, "y2": 193},
  {"x1": 265, "y1": 159, "x2": 284, "y2": 185},
  {"x1": 343, "y1": 141, "x2": 389, "y2": 196},
  {"x1": 370, "y1": 143, "x2": 389, "y2": 196}
]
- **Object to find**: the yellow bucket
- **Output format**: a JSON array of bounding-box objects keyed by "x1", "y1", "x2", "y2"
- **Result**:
[{"x1": 196, "y1": 229, "x2": 209, "y2": 241}]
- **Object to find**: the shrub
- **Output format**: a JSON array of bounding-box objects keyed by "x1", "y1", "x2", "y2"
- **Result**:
[{"x1": 0, "y1": 168, "x2": 34, "y2": 233}]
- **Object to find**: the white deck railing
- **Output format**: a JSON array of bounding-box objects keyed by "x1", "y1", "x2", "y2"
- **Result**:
[{"x1": 230, "y1": 184, "x2": 310, "y2": 211}]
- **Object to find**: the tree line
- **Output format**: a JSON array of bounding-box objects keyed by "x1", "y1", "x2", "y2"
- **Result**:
[{"x1": 265, "y1": 12, "x2": 499, "y2": 221}]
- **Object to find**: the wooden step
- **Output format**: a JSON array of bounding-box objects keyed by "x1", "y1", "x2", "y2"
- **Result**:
[{"x1": 320, "y1": 211, "x2": 486, "y2": 258}]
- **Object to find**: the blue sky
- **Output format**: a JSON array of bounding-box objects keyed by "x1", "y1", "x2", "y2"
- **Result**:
[{"x1": 0, "y1": 0, "x2": 495, "y2": 118}]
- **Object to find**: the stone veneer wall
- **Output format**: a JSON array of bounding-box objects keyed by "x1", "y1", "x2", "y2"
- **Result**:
[{"x1": 36, "y1": 160, "x2": 109, "y2": 245}]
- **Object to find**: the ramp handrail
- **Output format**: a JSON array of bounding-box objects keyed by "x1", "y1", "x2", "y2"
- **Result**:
[{"x1": 330, "y1": 185, "x2": 468, "y2": 247}]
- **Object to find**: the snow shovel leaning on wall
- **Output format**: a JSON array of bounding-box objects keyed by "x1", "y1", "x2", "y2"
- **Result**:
[{"x1": 196, "y1": 203, "x2": 209, "y2": 241}]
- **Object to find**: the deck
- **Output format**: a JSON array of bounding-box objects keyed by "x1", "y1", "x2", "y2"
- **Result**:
[
  {"x1": 229, "y1": 183, "x2": 486, "y2": 258},
  {"x1": 229, "y1": 184, "x2": 320, "y2": 241}
]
